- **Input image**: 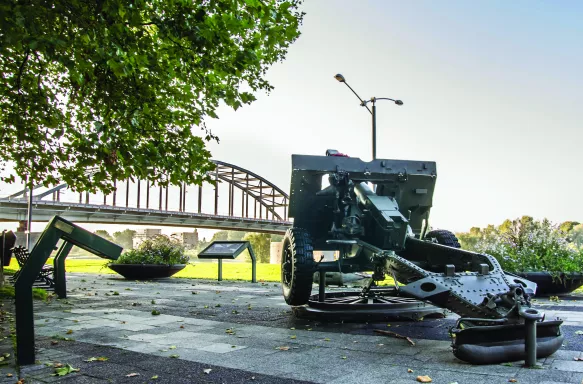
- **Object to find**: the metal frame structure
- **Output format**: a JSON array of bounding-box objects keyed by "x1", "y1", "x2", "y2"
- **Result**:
[
  {"x1": 14, "y1": 216, "x2": 121, "y2": 365},
  {"x1": 197, "y1": 240, "x2": 257, "y2": 283}
]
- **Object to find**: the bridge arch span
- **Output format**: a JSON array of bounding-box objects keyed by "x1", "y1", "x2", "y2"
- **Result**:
[{"x1": 0, "y1": 160, "x2": 292, "y2": 233}]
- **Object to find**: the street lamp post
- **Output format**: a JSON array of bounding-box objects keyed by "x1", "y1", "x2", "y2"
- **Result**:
[{"x1": 334, "y1": 74, "x2": 403, "y2": 160}]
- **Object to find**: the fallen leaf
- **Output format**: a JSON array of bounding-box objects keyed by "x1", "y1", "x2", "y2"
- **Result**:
[
  {"x1": 290, "y1": 327, "x2": 295, "y2": 330},
  {"x1": 6, "y1": 373, "x2": 13, "y2": 377},
  {"x1": 509, "y1": 380, "x2": 517, "y2": 383},
  {"x1": 151, "y1": 375, "x2": 159, "y2": 379},
  {"x1": 341, "y1": 356, "x2": 347, "y2": 359},
  {"x1": 169, "y1": 346, "x2": 176, "y2": 350},
  {"x1": 66, "y1": 330, "x2": 73, "y2": 335},
  {"x1": 126, "y1": 373, "x2": 140, "y2": 377},
  {"x1": 169, "y1": 354, "x2": 179, "y2": 358},
  {"x1": 277, "y1": 346, "x2": 290, "y2": 351},
  {"x1": 151, "y1": 310, "x2": 160, "y2": 316},
  {"x1": 408, "y1": 369, "x2": 413, "y2": 373},
  {"x1": 417, "y1": 376, "x2": 432, "y2": 383},
  {"x1": 290, "y1": 335, "x2": 296, "y2": 339},
  {"x1": 85, "y1": 357, "x2": 108, "y2": 362},
  {"x1": 54, "y1": 363, "x2": 63, "y2": 368},
  {"x1": 324, "y1": 338, "x2": 330, "y2": 342},
  {"x1": 203, "y1": 368, "x2": 212, "y2": 374},
  {"x1": 53, "y1": 364, "x2": 80, "y2": 376},
  {"x1": 180, "y1": 325, "x2": 184, "y2": 329}
]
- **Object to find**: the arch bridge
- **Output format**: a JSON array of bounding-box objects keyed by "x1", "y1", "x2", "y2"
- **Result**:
[{"x1": 0, "y1": 161, "x2": 292, "y2": 234}]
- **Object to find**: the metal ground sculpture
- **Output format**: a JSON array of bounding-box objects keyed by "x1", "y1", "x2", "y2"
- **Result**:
[{"x1": 280, "y1": 151, "x2": 563, "y2": 366}]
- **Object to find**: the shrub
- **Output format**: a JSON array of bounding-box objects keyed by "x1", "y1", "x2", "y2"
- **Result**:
[
  {"x1": 458, "y1": 217, "x2": 583, "y2": 278},
  {"x1": 110, "y1": 235, "x2": 188, "y2": 265}
]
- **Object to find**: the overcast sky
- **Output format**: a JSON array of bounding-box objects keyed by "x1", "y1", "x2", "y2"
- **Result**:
[{"x1": 3, "y1": 0, "x2": 582, "y2": 238}]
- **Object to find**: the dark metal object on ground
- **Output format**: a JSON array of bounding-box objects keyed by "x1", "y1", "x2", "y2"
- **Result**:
[
  {"x1": 451, "y1": 319, "x2": 563, "y2": 365},
  {"x1": 198, "y1": 241, "x2": 257, "y2": 283},
  {"x1": 14, "y1": 216, "x2": 121, "y2": 365},
  {"x1": 280, "y1": 152, "x2": 563, "y2": 364},
  {"x1": 294, "y1": 287, "x2": 443, "y2": 321},
  {"x1": 1, "y1": 230, "x2": 16, "y2": 266},
  {"x1": 108, "y1": 264, "x2": 186, "y2": 280},
  {"x1": 515, "y1": 272, "x2": 583, "y2": 296}
]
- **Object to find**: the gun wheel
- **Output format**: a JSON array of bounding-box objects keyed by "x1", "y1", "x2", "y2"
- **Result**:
[
  {"x1": 281, "y1": 228, "x2": 315, "y2": 306},
  {"x1": 424, "y1": 229, "x2": 461, "y2": 248},
  {"x1": 293, "y1": 287, "x2": 444, "y2": 321}
]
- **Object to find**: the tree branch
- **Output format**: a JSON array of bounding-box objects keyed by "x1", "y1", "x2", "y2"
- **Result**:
[{"x1": 16, "y1": 49, "x2": 30, "y2": 96}]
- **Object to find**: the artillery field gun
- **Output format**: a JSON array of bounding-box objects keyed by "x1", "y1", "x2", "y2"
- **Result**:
[{"x1": 280, "y1": 150, "x2": 563, "y2": 365}]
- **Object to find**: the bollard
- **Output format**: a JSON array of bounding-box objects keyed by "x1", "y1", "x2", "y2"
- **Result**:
[
  {"x1": 519, "y1": 307, "x2": 544, "y2": 367},
  {"x1": 318, "y1": 271, "x2": 326, "y2": 302}
]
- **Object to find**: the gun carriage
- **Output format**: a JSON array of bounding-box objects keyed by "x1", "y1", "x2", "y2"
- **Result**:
[{"x1": 280, "y1": 150, "x2": 563, "y2": 365}]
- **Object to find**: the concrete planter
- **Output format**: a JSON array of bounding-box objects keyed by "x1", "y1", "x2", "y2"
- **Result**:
[
  {"x1": 109, "y1": 264, "x2": 187, "y2": 280},
  {"x1": 515, "y1": 272, "x2": 583, "y2": 296}
]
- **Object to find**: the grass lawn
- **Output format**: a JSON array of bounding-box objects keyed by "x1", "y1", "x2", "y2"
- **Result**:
[
  {"x1": 1, "y1": 258, "x2": 283, "y2": 282},
  {"x1": 1, "y1": 258, "x2": 399, "y2": 285}
]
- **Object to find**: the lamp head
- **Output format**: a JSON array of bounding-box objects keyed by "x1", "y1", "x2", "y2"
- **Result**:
[
  {"x1": 395, "y1": 100, "x2": 403, "y2": 105},
  {"x1": 334, "y1": 74, "x2": 346, "y2": 83}
]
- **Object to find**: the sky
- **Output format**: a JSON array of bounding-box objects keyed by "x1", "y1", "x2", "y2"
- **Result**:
[{"x1": 2, "y1": 0, "x2": 582, "y2": 238}]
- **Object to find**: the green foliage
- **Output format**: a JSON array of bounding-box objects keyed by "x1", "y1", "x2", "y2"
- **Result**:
[
  {"x1": 94, "y1": 230, "x2": 113, "y2": 242},
  {"x1": 457, "y1": 216, "x2": 583, "y2": 275},
  {"x1": 110, "y1": 235, "x2": 188, "y2": 265},
  {"x1": 560, "y1": 221, "x2": 580, "y2": 233},
  {"x1": 572, "y1": 224, "x2": 583, "y2": 248},
  {"x1": 113, "y1": 229, "x2": 136, "y2": 249},
  {"x1": 0, "y1": 285, "x2": 47, "y2": 300},
  {"x1": 210, "y1": 230, "x2": 247, "y2": 242},
  {"x1": 270, "y1": 234, "x2": 284, "y2": 242},
  {"x1": 242, "y1": 232, "x2": 271, "y2": 263},
  {"x1": 0, "y1": 0, "x2": 304, "y2": 192}
]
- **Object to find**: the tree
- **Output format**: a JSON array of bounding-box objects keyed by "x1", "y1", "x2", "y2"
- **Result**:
[
  {"x1": 113, "y1": 229, "x2": 136, "y2": 250},
  {"x1": 242, "y1": 232, "x2": 271, "y2": 263},
  {"x1": 210, "y1": 231, "x2": 229, "y2": 242},
  {"x1": 572, "y1": 224, "x2": 583, "y2": 248},
  {"x1": 94, "y1": 230, "x2": 113, "y2": 242},
  {"x1": 560, "y1": 221, "x2": 580, "y2": 233},
  {"x1": 0, "y1": 0, "x2": 304, "y2": 193},
  {"x1": 271, "y1": 234, "x2": 284, "y2": 242},
  {"x1": 209, "y1": 230, "x2": 247, "y2": 242}
]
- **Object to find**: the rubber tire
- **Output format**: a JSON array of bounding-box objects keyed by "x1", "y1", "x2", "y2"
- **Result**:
[
  {"x1": 281, "y1": 228, "x2": 315, "y2": 305},
  {"x1": 425, "y1": 229, "x2": 461, "y2": 248}
]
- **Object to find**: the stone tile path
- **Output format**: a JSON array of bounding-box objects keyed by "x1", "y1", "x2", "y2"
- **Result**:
[{"x1": 6, "y1": 273, "x2": 583, "y2": 383}]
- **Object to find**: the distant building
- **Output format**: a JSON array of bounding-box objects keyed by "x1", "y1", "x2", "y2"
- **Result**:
[
  {"x1": 171, "y1": 229, "x2": 199, "y2": 249},
  {"x1": 133, "y1": 228, "x2": 162, "y2": 248}
]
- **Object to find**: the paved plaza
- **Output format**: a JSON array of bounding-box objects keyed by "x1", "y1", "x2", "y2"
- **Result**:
[{"x1": 4, "y1": 273, "x2": 583, "y2": 383}]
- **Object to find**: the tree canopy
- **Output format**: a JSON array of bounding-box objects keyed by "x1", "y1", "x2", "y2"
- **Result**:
[{"x1": 0, "y1": 0, "x2": 304, "y2": 192}]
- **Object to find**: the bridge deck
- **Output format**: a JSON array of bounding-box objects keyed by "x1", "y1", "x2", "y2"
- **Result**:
[{"x1": 0, "y1": 199, "x2": 291, "y2": 234}]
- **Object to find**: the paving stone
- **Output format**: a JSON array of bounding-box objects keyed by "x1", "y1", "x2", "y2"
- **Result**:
[
  {"x1": 550, "y1": 359, "x2": 583, "y2": 372},
  {"x1": 196, "y1": 343, "x2": 247, "y2": 353}
]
